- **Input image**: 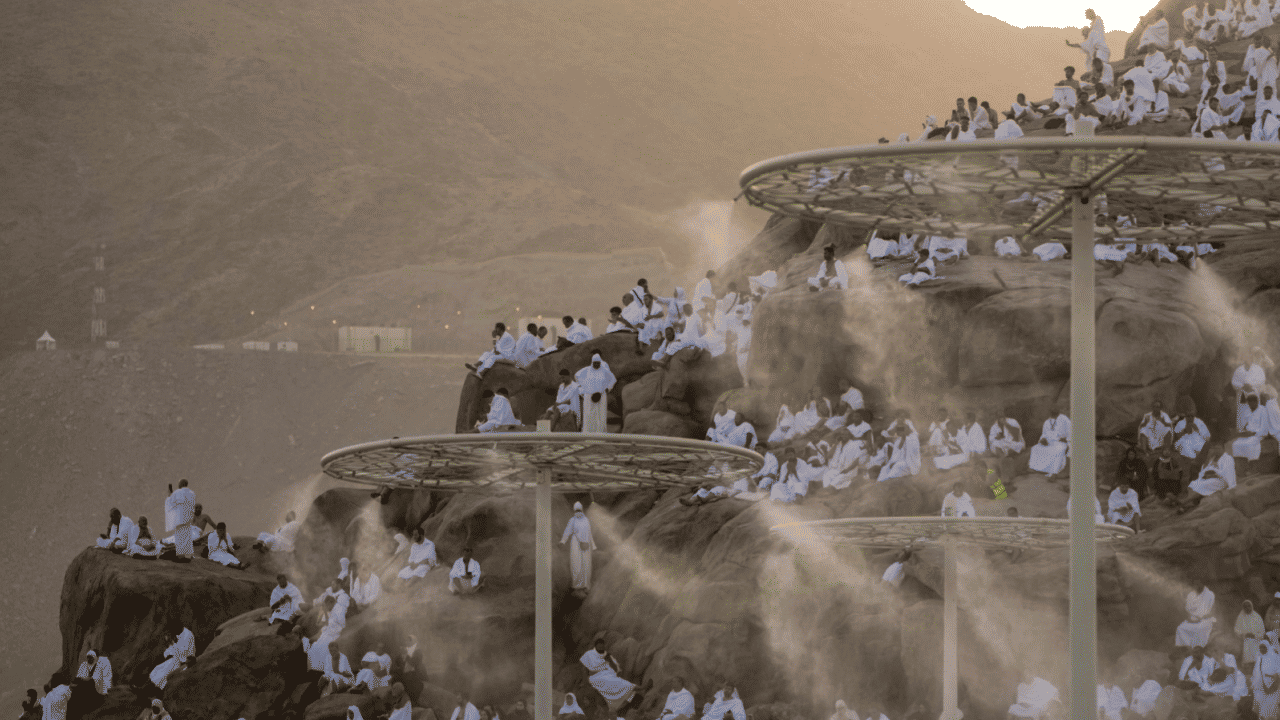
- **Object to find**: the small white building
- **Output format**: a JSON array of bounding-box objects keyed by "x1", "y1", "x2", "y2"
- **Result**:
[
  {"x1": 242, "y1": 341, "x2": 271, "y2": 351},
  {"x1": 338, "y1": 326, "x2": 411, "y2": 353},
  {"x1": 276, "y1": 341, "x2": 298, "y2": 352},
  {"x1": 36, "y1": 331, "x2": 55, "y2": 351}
]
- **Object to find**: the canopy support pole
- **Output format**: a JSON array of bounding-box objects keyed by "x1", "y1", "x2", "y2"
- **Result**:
[
  {"x1": 536, "y1": 424, "x2": 554, "y2": 720},
  {"x1": 942, "y1": 535, "x2": 959, "y2": 720}
]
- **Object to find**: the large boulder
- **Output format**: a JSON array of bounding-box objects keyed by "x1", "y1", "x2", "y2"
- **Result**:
[
  {"x1": 165, "y1": 633, "x2": 309, "y2": 720},
  {"x1": 621, "y1": 409, "x2": 703, "y2": 439},
  {"x1": 59, "y1": 548, "x2": 276, "y2": 687}
]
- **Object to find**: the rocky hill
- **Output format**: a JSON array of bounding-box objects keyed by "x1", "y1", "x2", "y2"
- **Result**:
[{"x1": 0, "y1": 0, "x2": 1125, "y2": 355}]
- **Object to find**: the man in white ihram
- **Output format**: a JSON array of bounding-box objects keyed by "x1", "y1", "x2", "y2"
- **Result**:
[
  {"x1": 1009, "y1": 670, "x2": 1060, "y2": 719},
  {"x1": 448, "y1": 546, "x2": 484, "y2": 595},
  {"x1": 658, "y1": 677, "x2": 697, "y2": 720},
  {"x1": 808, "y1": 244, "x2": 849, "y2": 291},
  {"x1": 561, "y1": 501, "x2": 597, "y2": 597},
  {"x1": 1177, "y1": 583, "x2": 1217, "y2": 648},
  {"x1": 941, "y1": 482, "x2": 976, "y2": 518},
  {"x1": 149, "y1": 623, "x2": 196, "y2": 690},
  {"x1": 267, "y1": 573, "x2": 304, "y2": 627},
  {"x1": 576, "y1": 354, "x2": 617, "y2": 434},
  {"x1": 477, "y1": 388, "x2": 519, "y2": 433},
  {"x1": 76, "y1": 650, "x2": 113, "y2": 695},
  {"x1": 581, "y1": 636, "x2": 648, "y2": 715},
  {"x1": 1030, "y1": 407, "x2": 1071, "y2": 478},
  {"x1": 512, "y1": 323, "x2": 543, "y2": 368},
  {"x1": 164, "y1": 479, "x2": 197, "y2": 563},
  {"x1": 254, "y1": 510, "x2": 300, "y2": 553}
]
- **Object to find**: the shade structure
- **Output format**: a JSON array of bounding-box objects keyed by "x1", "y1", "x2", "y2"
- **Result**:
[
  {"x1": 740, "y1": 136, "x2": 1280, "y2": 719},
  {"x1": 771, "y1": 516, "x2": 1134, "y2": 719},
  {"x1": 322, "y1": 431, "x2": 763, "y2": 720}
]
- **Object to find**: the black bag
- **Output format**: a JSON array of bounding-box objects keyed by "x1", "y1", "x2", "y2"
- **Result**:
[{"x1": 591, "y1": 392, "x2": 602, "y2": 403}]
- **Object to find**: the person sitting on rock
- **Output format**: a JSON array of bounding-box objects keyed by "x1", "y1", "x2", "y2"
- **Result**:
[
  {"x1": 808, "y1": 244, "x2": 849, "y2": 292},
  {"x1": 450, "y1": 694, "x2": 480, "y2": 720},
  {"x1": 312, "y1": 578, "x2": 351, "y2": 613},
  {"x1": 149, "y1": 621, "x2": 196, "y2": 691},
  {"x1": 206, "y1": 522, "x2": 250, "y2": 569},
  {"x1": 1008, "y1": 670, "x2": 1059, "y2": 719},
  {"x1": 96, "y1": 508, "x2": 134, "y2": 552},
  {"x1": 75, "y1": 650, "x2": 113, "y2": 696},
  {"x1": 318, "y1": 644, "x2": 356, "y2": 697},
  {"x1": 303, "y1": 595, "x2": 347, "y2": 671},
  {"x1": 873, "y1": 420, "x2": 922, "y2": 482},
  {"x1": 476, "y1": 388, "x2": 519, "y2": 433},
  {"x1": 580, "y1": 636, "x2": 651, "y2": 716},
  {"x1": 254, "y1": 510, "x2": 300, "y2": 553},
  {"x1": 449, "y1": 547, "x2": 485, "y2": 595},
  {"x1": 1029, "y1": 408, "x2": 1071, "y2": 479},
  {"x1": 512, "y1": 323, "x2": 544, "y2": 368},
  {"x1": 658, "y1": 677, "x2": 697, "y2": 720},
  {"x1": 467, "y1": 323, "x2": 516, "y2": 376},
  {"x1": 126, "y1": 516, "x2": 162, "y2": 559},
  {"x1": 941, "y1": 482, "x2": 976, "y2": 518},
  {"x1": 397, "y1": 527, "x2": 438, "y2": 581},
  {"x1": 1177, "y1": 443, "x2": 1237, "y2": 513},
  {"x1": 554, "y1": 370, "x2": 581, "y2": 430},
  {"x1": 789, "y1": 387, "x2": 832, "y2": 440},
  {"x1": 1106, "y1": 481, "x2": 1142, "y2": 532},
  {"x1": 351, "y1": 652, "x2": 391, "y2": 693},
  {"x1": 605, "y1": 306, "x2": 633, "y2": 334},
  {"x1": 349, "y1": 563, "x2": 381, "y2": 613},
  {"x1": 1177, "y1": 584, "x2": 1217, "y2": 649},
  {"x1": 137, "y1": 698, "x2": 172, "y2": 720},
  {"x1": 1137, "y1": 400, "x2": 1174, "y2": 458},
  {"x1": 1179, "y1": 645, "x2": 1217, "y2": 691},
  {"x1": 382, "y1": 682, "x2": 413, "y2": 720},
  {"x1": 558, "y1": 692, "x2": 586, "y2": 719},
  {"x1": 266, "y1": 573, "x2": 304, "y2": 629}
]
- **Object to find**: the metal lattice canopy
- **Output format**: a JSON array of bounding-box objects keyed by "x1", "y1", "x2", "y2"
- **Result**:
[
  {"x1": 738, "y1": 137, "x2": 1280, "y2": 242},
  {"x1": 772, "y1": 516, "x2": 1134, "y2": 551},
  {"x1": 321, "y1": 432, "x2": 764, "y2": 493}
]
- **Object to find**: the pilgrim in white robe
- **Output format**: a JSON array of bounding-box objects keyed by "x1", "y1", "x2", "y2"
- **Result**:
[
  {"x1": 1180, "y1": 655, "x2": 1217, "y2": 690},
  {"x1": 561, "y1": 505, "x2": 596, "y2": 591},
  {"x1": 398, "y1": 539, "x2": 438, "y2": 579},
  {"x1": 659, "y1": 689, "x2": 697, "y2": 720},
  {"x1": 748, "y1": 270, "x2": 778, "y2": 296},
  {"x1": 1130, "y1": 680, "x2": 1162, "y2": 716},
  {"x1": 768, "y1": 406, "x2": 794, "y2": 444},
  {"x1": 323, "y1": 652, "x2": 356, "y2": 691},
  {"x1": 1255, "y1": 648, "x2": 1280, "y2": 720},
  {"x1": 257, "y1": 518, "x2": 300, "y2": 553},
  {"x1": 877, "y1": 432, "x2": 921, "y2": 481},
  {"x1": 807, "y1": 260, "x2": 849, "y2": 290},
  {"x1": 350, "y1": 574, "x2": 381, "y2": 609},
  {"x1": 576, "y1": 355, "x2": 617, "y2": 434},
  {"x1": 840, "y1": 386, "x2": 865, "y2": 411},
  {"x1": 769, "y1": 461, "x2": 810, "y2": 503},
  {"x1": 941, "y1": 492, "x2": 976, "y2": 518},
  {"x1": 867, "y1": 232, "x2": 901, "y2": 260},
  {"x1": 957, "y1": 422, "x2": 987, "y2": 456},
  {"x1": 207, "y1": 532, "x2": 240, "y2": 566},
  {"x1": 703, "y1": 690, "x2": 746, "y2": 720},
  {"x1": 995, "y1": 236, "x2": 1023, "y2": 256},
  {"x1": 41, "y1": 684, "x2": 70, "y2": 720},
  {"x1": 724, "y1": 420, "x2": 757, "y2": 449},
  {"x1": 1234, "y1": 404, "x2": 1268, "y2": 460},
  {"x1": 1084, "y1": 16, "x2": 1110, "y2": 63},
  {"x1": 1208, "y1": 654, "x2": 1249, "y2": 700},
  {"x1": 1176, "y1": 587, "x2": 1217, "y2": 647},
  {"x1": 76, "y1": 654, "x2": 113, "y2": 695},
  {"x1": 478, "y1": 395, "x2": 519, "y2": 433},
  {"x1": 1190, "y1": 451, "x2": 1238, "y2": 496},
  {"x1": 1097, "y1": 684, "x2": 1127, "y2": 720},
  {"x1": 706, "y1": 410, "x2": 735, "y2": 444},
  {"x1": 752, "y1": 451, "x2": 779, "y2": 489},
  {"x1": 1008, "y1": 678, "x2": 1060, "y2": 719},
  {"x1": 1030, "y1": 415, "x2": 1072, "y2": 476},
  {"x1": 97, "y1": 516, "x2": 135, "y2": 550},
  {"x1": 448, "y1": 557, "x2": 482, "y2": 593},
  {"x1": 566, "y1": 321, "x2": 593, "y2": 344},
  {"x1": 558, "y1": 693, "x2": 585, "y2": 718},
  {"x1": 989, "y1": 419, "x2": 1026, "y2": 455},
  {"x1": 1234, "y1": 361, "x2": 1270, "y2": 426},
  {"x1": 555, "y1": 381, "x2": 581, "y2": 421},
  {"x1": 511, "y1": 332, "x2": 543, "y2": 368},
  {"x1": 125, "y1": 523, "x2": 162, "y2": 558},
  {"x1": 883, "y1": 561, "x2": 906, "y2": 586},
  {"x1": 269, "y1": 582, "x2": 304, "y2": 623},
  {"x1": 580, "y1": 648, "x2": 636, "y2": 707},
  {"x1": 1095, "y1": 242, "x2": 1135, "y2": 262},
  {"x1": 149, "y1": 628, "x2": 196, "y2": 689},
  {"x1": 450, "y1": 703, "x2": 480, "y2": 720},
  {"x1": 899, "y1": 256, "x2": 937, "y2": 287},
  {"x1": 1107, "y1": 487, "x2": 1141, "y2": 524},
  {"x1": 822, "y1": 432, "x2": 871, "y2": 489},
  {"x1": 476, "y1": 332, "x2": 516, "y2": 374},
  {"x1": 1139, "y1": 410, "x2": 1173, "y2": 450},
  {"x1": 165, "y1": 485, "x2": 197, "y2": 558},
  {"x1": 789, "y1": 399, "x2": 830, "y2": 438},
  {"x1": 1033, "y1": 243, "x2": 1069, "y2": 261},
  {"x1": 1140, "y1": 16, "x2": 1171, "y2": 49}
]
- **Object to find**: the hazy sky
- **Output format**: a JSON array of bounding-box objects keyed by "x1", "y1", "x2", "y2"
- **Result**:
[{"x1": 966, "y1": 0, "x2": 1151, "y2": 31}]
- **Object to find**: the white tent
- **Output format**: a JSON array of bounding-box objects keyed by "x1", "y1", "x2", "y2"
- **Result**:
[{"x1": 36, "y1": 331, "x2": 55, "y2": 350}]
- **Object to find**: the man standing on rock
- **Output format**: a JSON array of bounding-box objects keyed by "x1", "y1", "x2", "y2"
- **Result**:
[
  {"x1": 561, "y1": 502, "x2": 597, "y2": 597},
  {"x1": 576, "y1": 354, "x2": 616, "y2": 434},
  {"x1": 164, "y1": 479, "x2": 196, "y2": 563}
]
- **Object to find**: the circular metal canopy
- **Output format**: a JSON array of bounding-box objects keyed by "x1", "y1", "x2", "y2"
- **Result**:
[
  {"x1": 739, "y1": 137, "x2": 1280, "y2": 242},
  {"x1": 772, "y1": 516, "x2": 1134, "y2": 550},
  {"x1": 321, "y1": 432, "x2": 764, "y2": 493}
]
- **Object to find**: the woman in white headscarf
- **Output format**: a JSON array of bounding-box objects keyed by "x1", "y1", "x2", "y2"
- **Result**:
[
  {"x1": 558, "y1": 692, "x2": 585, "y2": 719},
  {"x1": 560, "y1": 502, "x2": 597, "y2": 595},
  {"x1": 575, "y1": 355, "x2": 616, "y2": 434},
  {"x1": 76, "y1": 649, "x2": 113, "y2": 695}
]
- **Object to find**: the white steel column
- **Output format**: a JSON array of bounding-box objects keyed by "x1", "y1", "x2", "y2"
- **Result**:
[
  {"x1": 942, "y1": 535, "x2": 959, "y2": 720},
  {"x1": 1068, "y1": 191, "x2": 1098, "y2": 717},
  {"x1": 535, "y1": 422, "x2": 554, "y2": 720}
]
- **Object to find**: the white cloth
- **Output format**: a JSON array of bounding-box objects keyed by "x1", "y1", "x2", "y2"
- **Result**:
[
  {"x1": 1138, "y1": 411, "x2": 1173, "y2": 449},
  {"x1": 995, "y1": 118, "x2": 1023, "y2": 140},
  {"x1": 354, "y1": 667, "x2": 389, "y2": 691},
  {"x1": 75, "y1": 656, "x2": 113, "y2": 695},
  {"x1": 556, "y1": 381, "x2": 581, "y2": 419},
  {"x1": 561, "y1": 512, "x2": 596, "y2": 590},
  {"x1": 1033, "y1": 243, "x2": 1068, "y2": 261},
  {"x1": 450, "y1": 704, "x2": 480, "y2": 720},
  {"x1": 807, "y1": 259, "x2": 849, "y2": 290},
  {"x1": 876, "y1": 432, "x2": 921, "y2": 481},
  {"x1": 1130, "y1": 680, "x2": 1162, "y2": 716},
  {"x1": 576, "y1": 356, "x2": 617, "y2": 434},
  {"x1": 257, "y1": 520, "x2": 300, "y2": 553},
  {"x1": 324, "y1": 652, "x2": 355, "y2": 688},
  {"x1": 1190, "y1": 452, "x2": 1237, "y2": 496},
  {"x1": 398, "y1": 540, "x2": 439, "y2": 579},
  {"x1": 1179, "y1": 655, "x2": 1217, "y2": 690},
  {"x1": 1097, "y1": 684, "x2": 1127, "y2": 720},
  {"x1": 566, "y1": 322, "x2": 593, "y2": 344},
  {"x1": 559, "y1": 693, "x2": 585, "y2": 716},
  {"x1": 1140, "y1": 17, "x2": 1170, "y2": 48},
  {"x1": 96, "y1": 516, "x2": 135, "y2": 550},
  {"x1": 1235, "y1": 405, "x2": 1268, "y2": 460},
  {"x1": 125, "y1": 523, "x2": 161, "y2": 558},
  {"x1": 703, "y1": 690, "x2": 746, "y2": 720},
  {"x1": 512, "y1": 332, "x2": 543, "y2": 368},
  {"x1": 449, "y1": 558, "x2": 482, "y2": 588},
  {"x1": 989, "y1": 419, "x2": 1025, "y2": 454},
  {"x1": 149, "y1": 628, "x2": 196, "y2": 690},
  {"x1": 386, "y1": 702, "x2": 412, "y2": 720},
  {"x1": 1176, "y1": 587, "x2": 1217, "y2": 646},
  {"x1": 1029, "y1": 414, "x2": 1071, "y2": 475},
  {"x1": 941, "y1": 492, "x2": 976, "y2": 518},
  {"x1": 165, "y1": 487, "x2": 196, "y2": 557},
  {"x1": 1174, "y1": 417, "x2": 1211, "y2": 458},
  {"x1": 659, "y1": 689, "x2": 696, "y2": 720},
  {"x1": 269, "y1": 582, "x2": 304, "y2": 623},
  {"x1": 478, "y1": 396, "x2": 519, "y2": 432},
  {"x1": 748, "y1": 270, "x2": 778, "y2": 295},
  {"x1": 580, "y1": 648, "x2": 636, "y2": 705},
  {"x1": 1107, "y1": 487, "x2": 1141, "y2": 524},
  {"x1": 995, "y1": 236, "x2": 1023, "y2": 256},
  {"x1": 40, "y1": 685, "x2": 70, "y2": 720},
  {"x1": 840, "y1": 386, "x2": 865, "y2": 411},
  {"x1": 1009, "y1": 678, "x2": 1060, "y2": 718},
  {"x1": 1254, "y1": 649, "x2": 1280, "y2": 719}
]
